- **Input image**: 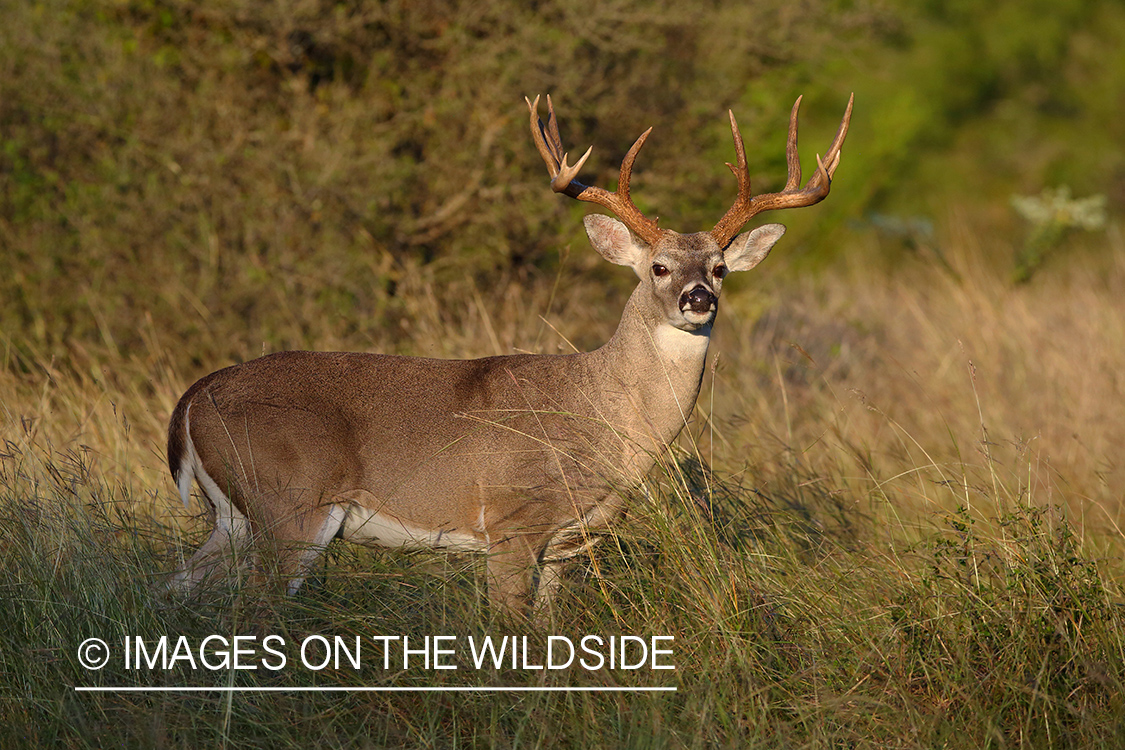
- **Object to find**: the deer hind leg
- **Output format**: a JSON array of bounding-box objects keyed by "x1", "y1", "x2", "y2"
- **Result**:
[
  {"x1": 283, "y1": 504, "x2": 346, "y2": 595},
  {"x1": 170, "y1": 474, "x2": 252, "y2": 592},
  {"x1": 241, "y1": 494, "x2": 346, "y2": 597}
]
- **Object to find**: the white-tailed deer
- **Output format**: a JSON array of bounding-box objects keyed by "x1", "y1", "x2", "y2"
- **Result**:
[{"x1": 167, "y1": 93, "x2": 852, "y2": 618}]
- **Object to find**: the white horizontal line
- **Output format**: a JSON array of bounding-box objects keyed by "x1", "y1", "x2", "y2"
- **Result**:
[{"x1": 75, "y1": 686, "x2": 676, "y2": 693}]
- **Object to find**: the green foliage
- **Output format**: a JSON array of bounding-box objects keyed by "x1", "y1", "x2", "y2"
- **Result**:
[
  {"x1": 1010, "y1": 186, "x2": 1107, "y2": 282},
  {"x1": 777, "y1": 0, "x2": 1125, "y2": 271}
]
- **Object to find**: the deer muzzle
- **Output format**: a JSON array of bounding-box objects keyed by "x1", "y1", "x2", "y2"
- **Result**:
[{"x1": 681, "y1": 286, "x2": 717, "y2": 315}]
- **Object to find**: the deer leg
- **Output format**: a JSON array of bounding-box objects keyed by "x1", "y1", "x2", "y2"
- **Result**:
[
  {"x1": 486, "y1": 534, "x2": 544, "y2": 619},
  {"x1": 285, "y1": 504, "x2": 346, "y2": 595},
  {"x1": 170, "y1": 522, "x2": 250, "y2": 591},
  {"x1": 248, "y1": 500, "x2": 344, "y2": 596},
  {"x1": 531, "y1": 559, "x2": 566, "y2": 627},
  {"x1": 170, "y1": 479, "x2": 252, "y2": 592}
]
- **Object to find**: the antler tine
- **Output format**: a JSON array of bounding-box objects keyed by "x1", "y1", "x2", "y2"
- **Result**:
[
  {"x1": 806, "y1": 92, "x2": 853, "y2": 190},
  {"x1": 710, "y1": 93, "x2": 854, "y2": 248},
  {"x1": 545, "y1": 94, "x2": 562, "y2": 151},
  {"x1": 823, "y1": 92, "x2": 853, "y2": 179},
  {"x1": 782, "y1": 96, "x2": 803, "y2": 191},
  {"x1": 802, "y1": 92, "x2": 853, "y2": 193},
  {"x1": 725, "y1": 110, "x2": 752, "y2": 199},
  {"x1": 526, "y1": 95, "x2": 578, "y2": 192},
  {"x1": 526, "y1": 94, "x2": 666, "y2": 246},
  {"x1": 616, "y1": 125, "x2": 654, "y2": 203},
  {"x1": 708, "y1": 110, "x2": 755, "y2": 248}
]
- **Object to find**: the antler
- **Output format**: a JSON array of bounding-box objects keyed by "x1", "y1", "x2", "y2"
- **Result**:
[
  {"x1": 710, "y1": 93, "x2": 854, "y2": 248},
  {"x1": 526, "y1": 94, "x2": 667, "y2": 247}
]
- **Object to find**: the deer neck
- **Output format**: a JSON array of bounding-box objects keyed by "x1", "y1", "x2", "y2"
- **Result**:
[{"x1": 591, "y1": 285, "x2": 712, "y2": 449}]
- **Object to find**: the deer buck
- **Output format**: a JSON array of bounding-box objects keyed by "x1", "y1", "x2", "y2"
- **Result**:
[{"x1": 167, "y1": 93, "x2": 852, "y2": 619}]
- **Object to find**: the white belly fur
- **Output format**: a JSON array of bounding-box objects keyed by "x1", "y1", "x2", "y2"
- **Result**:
[{"x1": 340, "y1": 504, "x2": 487, "y2": 552}]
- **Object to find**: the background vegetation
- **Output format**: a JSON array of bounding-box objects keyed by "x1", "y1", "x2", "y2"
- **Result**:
[{"x1": 2, "y1": 0, "x2": 1124, "y2": 747}]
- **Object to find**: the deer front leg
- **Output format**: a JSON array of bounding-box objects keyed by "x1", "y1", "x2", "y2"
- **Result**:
[
  {"x1": 531, "y1": 559, "x2": 566, "y2": 627},
  {"x1": 485, "y1": 534, "x2": 545, "y2": 620}
]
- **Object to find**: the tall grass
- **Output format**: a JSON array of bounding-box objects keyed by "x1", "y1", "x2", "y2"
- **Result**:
[{"x1": 2, "y1": 223, "x2": 1123, "y2": 747}]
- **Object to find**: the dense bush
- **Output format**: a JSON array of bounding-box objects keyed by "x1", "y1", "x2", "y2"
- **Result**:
[
  {"x1": 0, "y1": 0, "x2": 877, "y2": 362},
  {"x1": 2, "y1": 0, "x2": 1123, "y2": 361}
]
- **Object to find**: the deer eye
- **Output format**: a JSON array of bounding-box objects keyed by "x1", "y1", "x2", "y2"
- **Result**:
[
  {"x1": 712, "y1": 264, "x2": 728, "y2": 279},
  {"x1": 652, "y1": 263, "x2": 670, "y2": 277}
]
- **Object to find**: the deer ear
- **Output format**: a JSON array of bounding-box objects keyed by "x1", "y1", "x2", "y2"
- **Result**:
[
  {"x1": 724, "y1": 223, "x2": 786, "y2": 272},
  {"x1": 584, "y1": 214, "x2": 649, "y2": 269}
]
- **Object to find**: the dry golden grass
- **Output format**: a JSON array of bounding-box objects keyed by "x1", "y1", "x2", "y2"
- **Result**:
[{"x1": 702, "y1": 222, "x2": 1125, "y2": 546}]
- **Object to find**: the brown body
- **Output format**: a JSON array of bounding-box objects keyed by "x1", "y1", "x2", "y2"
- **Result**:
[
  {"x1": 168, "y1": 288, "x2": 714, "y2": 611},
  {"x1": 168, "y1": 93, "x2": 852, "y2": 617}
]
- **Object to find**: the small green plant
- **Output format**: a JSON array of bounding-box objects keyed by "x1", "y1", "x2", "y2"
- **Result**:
[{"x1": 1011, "y1": 186, "x2": 1106, "y2": 283}]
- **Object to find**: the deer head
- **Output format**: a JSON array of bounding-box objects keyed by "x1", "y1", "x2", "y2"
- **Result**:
[{"x1": 526, "y1": 94, "x2": 853, "y2": 334}]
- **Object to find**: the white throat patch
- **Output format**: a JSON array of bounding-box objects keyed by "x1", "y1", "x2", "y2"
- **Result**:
[{"x1": 652, "y1": 322, "x2": 711, "y2": 365}]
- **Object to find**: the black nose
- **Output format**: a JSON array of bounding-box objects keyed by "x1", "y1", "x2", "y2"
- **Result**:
[{"x1": 681, "y1": 286, "x2": 717, "y2": 314}]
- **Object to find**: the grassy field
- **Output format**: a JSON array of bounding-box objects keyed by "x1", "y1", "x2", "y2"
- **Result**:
[
  {"x1": 3, "y1": 225, "x2": 1124, "y2": 747},
  {"x1": 3, "y1": 1, "x2": 1125, "y2": 747}
]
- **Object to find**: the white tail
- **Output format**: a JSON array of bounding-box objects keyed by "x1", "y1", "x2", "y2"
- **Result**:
[{"x1": 167, "y1": 93, "x2": 853, "y2": 618}]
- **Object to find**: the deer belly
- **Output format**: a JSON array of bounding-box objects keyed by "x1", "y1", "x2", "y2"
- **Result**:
[{"x1": 340, "y1": 503, "x2": 487, "y2": 552}]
